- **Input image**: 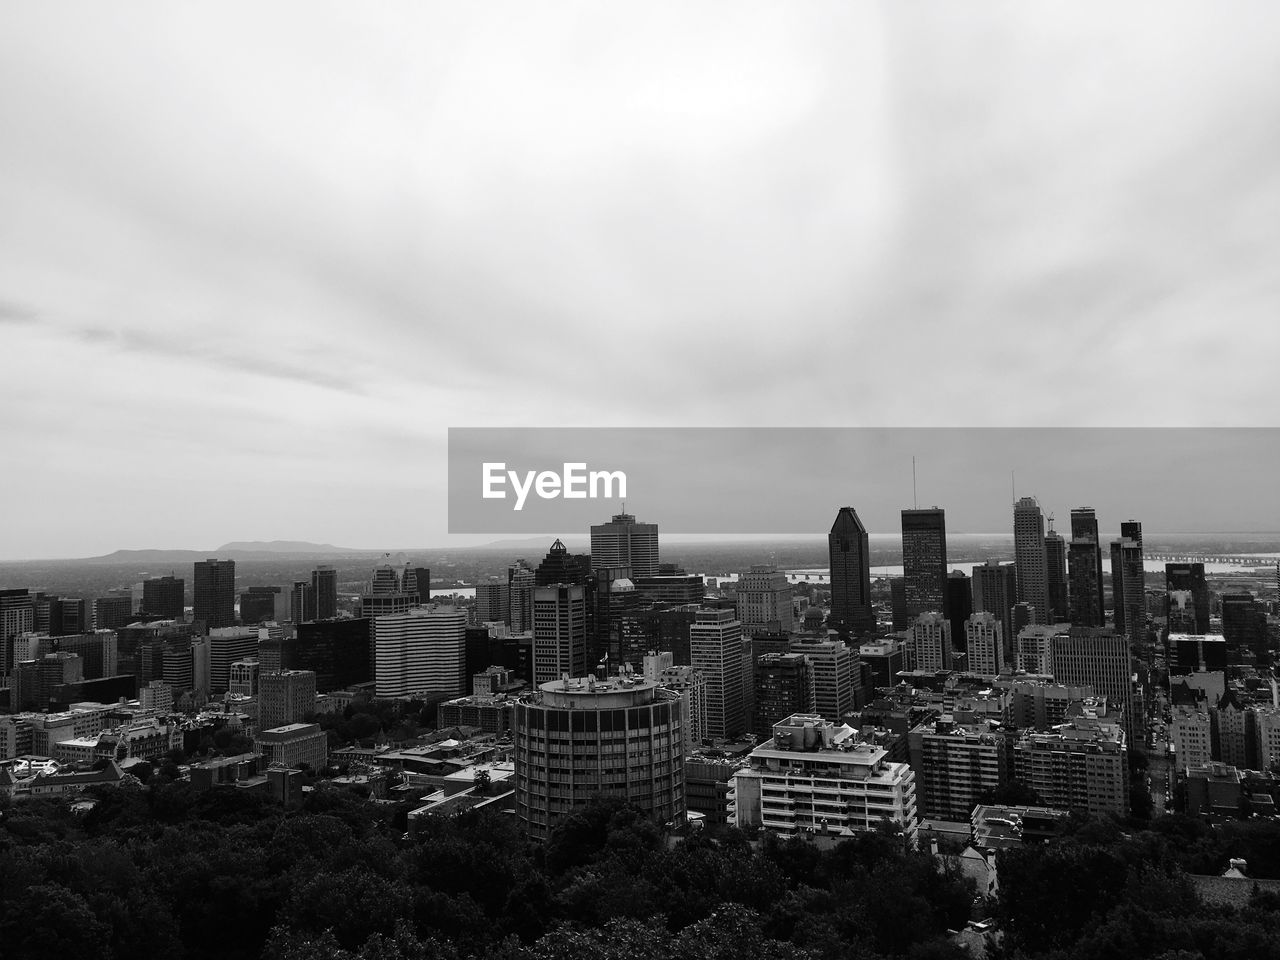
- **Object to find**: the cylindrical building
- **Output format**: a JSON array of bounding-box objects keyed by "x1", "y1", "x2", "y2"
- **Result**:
[{"x1": 514, "y1": 675, "x2": 685, "y2": 841}]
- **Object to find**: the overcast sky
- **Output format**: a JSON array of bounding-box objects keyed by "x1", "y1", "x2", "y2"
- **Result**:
[{"x1": 2, "y1": 2, "x2": 1279, "y2": 559}]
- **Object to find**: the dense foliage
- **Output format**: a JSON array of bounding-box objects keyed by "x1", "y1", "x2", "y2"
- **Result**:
[{"x1": 3, "y1": 784, "x2": 1280, "y2": 960}]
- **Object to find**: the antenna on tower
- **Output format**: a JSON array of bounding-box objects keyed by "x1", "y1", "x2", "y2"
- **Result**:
[
  {"x1": 912, "y1": 456, "x2": 918, "y2": 509},
  {"x1": 1011, "y1": 470, "x2": 1016, "y2": 505}
]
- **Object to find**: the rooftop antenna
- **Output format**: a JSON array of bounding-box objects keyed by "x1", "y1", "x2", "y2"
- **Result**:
[
  {"x1": 912, "y1": 456, "x2": 918, "y2": 509},
  {"x1": 1011, "y1": 470, "x2": 1016, "y2": 506}
]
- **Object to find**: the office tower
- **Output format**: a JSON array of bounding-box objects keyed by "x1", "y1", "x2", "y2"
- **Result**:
[
  {"x1": 1068, "y1": 508, "x2": 1106, "y2": 628},
  {"x1": 532, "y1": 585, "x2": 588, "y2": 685},
  {"x1": 535, "y1": 539, "x2": 592, "y2": 587},
  {"x1": 829, "y1": 507, "x2": 873, "y2": 636},
  {"x1": 1045, "y1": 524, "x2": 1068, "y2": 621},
  {"x1": 754, "y1": 653, "x2": 816, "y2": 737},
  {"x1": 972, "y1": 561, "x2": 1019, "y2": 663},
  {"x1": 1013, "y1": 718, "x2": 1129, "y2": 816},
  {"x1": 788, "y1": 638, "x2": 854, "y2": 724},
  {"x1": 1015, "y1": 624, "x2": 1060, "y2": 675},
  {"x1": 735, "y1": 565, "x2": 794, "y2": 636},
  {"x1": 1166, "y1": 563, "x2": 1210, "y2": 635},
  {"x1": 475, "y1": 580, "x2": 511, "y2": 625},
  {"x1": 311, "y1": 566, "x2": 338, "y2": 619},
  {"x1": 255, "y1": 722, "x2": 328, "y2": 770},
  {"x1": 946, "y1": 571, "x2": 973, "y2": 652},
  {"x1": 889, "y1": 578, "x2": 908, "y2": 632},
  {"x1": 1, "y1": 589, "x2": 35, "y2": 680},
  {"x1": 1221, "y1": 593, "x2": 1269, "y2": 658},
  {"x1": 50, "y1": 598, "x2": 88, "y2": 636},
  {"x1": 229, "y1": 659, "x2": 259, "y2": 697},
  {"x1": 593, "y1": 567, "x2": 641, "y2": 668},
  {"x1": 1120, "y1": 520, "x2": 1143, "y2": 552},
  {"x1": 12, "y1": 653, "x2": 84, "y2": 712},
  {"x1": 507, "y1": 561, "x2": 537, "y2": 632},
  {"x1": 1013, "y1": 498, "x2": 1048, "y2": 625},
  {"x1": 634, "y1": 566, "x2": 705, "y2": 605},
  {"x1": 361, "y1": 560, "x2": 417, "y2": 619},
  {"x1": 1050, "y1": 627, "x2": 1134, "y2": 735},
  {"x1": 908, "y1": 611, "x2": 954, "y2": 672},
  {"x1": 514, "y1": 675, "x2": 685, "y2": 841},
  {"x1": 1169, "y1": 633, "x2": 1228, "y2": 675},
  {"x1": 294, "y1": 618, "x2": 372, "y2": 690},
  {"x1": 406, "y1": 566, "x2": 431, "y2": 604},
  {"x1": 1110, "y1": 537, "x2": 1145, "y2": 640},
  {"x1": 193, "y1": 559, "x2": 236, "y2": 629},
  {"x1": 731, "y1": 715, "x2": 918, "y2": 842},
  {"x1": 259, "y1": 669, "x2": 318, "y2": 731},
  {"x1": 289, "y1": 580, "x2": 316, "y2": 623},
  {"x1": 620, "y1": 604, "x2": 700, "y2": 667},
  {"x1": 239, "y1": 586, "x2": 280, "y2": 626},
  {"x1": 908, "y1": 717, "x2": 1011, "y2": 821},
  {"x1": 373, "y1": 606, "x2": 467, "y2": 699},
  {"x1": 590, "y1": 512, "x2": 660, "y2": 578},
  {"x1": 206, "y1": 628, "x2": 260, "y2": 694},
  {"x1": 142, "y1": 576, "x2": 185, "y2": 620},
  {"x1": 965, "y1": 612, "x2": 1003, "y2": 675},
  {"x1": 50, "y1": 631, "x2": 118, "y2": 680},
  {"x1": 1068, "y1": 541, "x2": 1105, "y2": 628},
  {"x1": 901, "y1": 507, "x2": 947, "y2": 622},
  {"x1": 858, "y1": 638, "x2": 904, "y2": 690},
  {"x1": 93, "y1": 593, "x2": 134, "y2": 631},
  {"x1": 690, "y1": 607, "x2": 747, "y2": 741},
  {"x1": 655, "y1": 665, "x2": 707, "y2": 750}
]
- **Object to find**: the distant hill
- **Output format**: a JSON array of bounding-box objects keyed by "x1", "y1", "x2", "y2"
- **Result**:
[{"x1": 214, "y1": 540, "x2": 364, "y2": 555}]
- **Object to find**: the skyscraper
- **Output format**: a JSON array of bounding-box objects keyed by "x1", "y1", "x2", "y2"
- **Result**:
[
  {"x1": 945, "y1": 570, "x2": 973, "y2": 652},
  {"x1": 908, "y1": 612, "x2": 953, "y2": 672},
  {"x1": 1069, "y1": 508, "x2": 1106, "y2": 626},
  {"x1": 373, "y1": 606, "x2": 467, "y2": 699},
  {"x1": 311, "y1": 566, "x2": 338, "y2": 620},
  {"x1": 1165, "y1": 563, "x2": 1210, "y2": 635},
  {"x1": 735, "y1": 565, "x2": 794, "y2": 636},
  {"x1": 361, "y1": 560, "x2": 416, "y2": 619},
  {"x1": 965, "y1": 612, "x2": 1004, "y2": 675},
  {"x1": 690, "y1": 607, "x2": 746, "y2": 741},
  {"x1": 589, "y1": 512, "x2": 659, "y2": 578},
  {"x1": 507, "y1": 560, "x2": 537, "y2": 632},
  {"x1": 193, "y1": 559, "x2": 236, "y2": 629},
  {"x1": 294, "y1": 618, "x2": 372, "y2": 690},
  {"x1": 239, "y1": 586, "x2": 280, "y2": 626},
  {"x1": 1044, "y1": 523, "x2": 1068, "y2": 622},
  {"x1": 1013, "y1": 498, "x2": 1048, "y2": 625},
  {"x1": 1051, "y1": 627, "x2": 1134, "y2": 738},
  {"x1": 93, "y1": 593, "x2": 134, "y2": 631},
  {"x1": 141, "y1": 576, "x2": 185, "y2": 620},
  {"x1": 259, "y1": 669, "x2": 318, "y2": 731},
  {"x1": 754, "y1": 652, "x2": 816, "y2": 738},
  {"x1": 901, "y1": 508, "x2": 947, "y2": 622},
  {"x1": 829, "y1": 507, "x2": 873, "y2": 636},
  {"x1": 290, "y1": 580, "x2": 316, "y2": 623},
  {"x1": 972, "y1": 561, "x2": 1018, "y2": 664},
  {"x1": 1110, "y1": 536, "x2": 1145, "y2": 641},
  {"x1": 532, "y1": 584, "x2": 588, "y2": 685}
]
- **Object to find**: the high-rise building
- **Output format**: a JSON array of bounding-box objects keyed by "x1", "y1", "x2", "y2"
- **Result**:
[
  {"x1": 535, "y1": 539, "x2": 592, "y2": 587},
  {"x1": 788, "y1": 638, "x2": 854, "y2": 725},
  {"x1": 1, "y1": 589, "x2": 35, "y2": 679},
  {"x1": 1166, "y1": 563, "x2": 1210, "y2": 635},
  {"x1": 475, "y1": 580, "x2": 511, "y2": 625},
  {"x1": 405, "y1": 567, "x2": 431, "y2": 604},
  {"x1": 634, "y1": 567, "x2": 705, "y2": 605},
  {"x1": 206, "y1": 627, "x2": 260, "y2": 694},
  {"x1": 1013, "y1": 718, "x2": 1129, "y2": 816},
  {"x1": 1045, "y1": 524, "x2": 1068, "y2": 622},
  {"x1": 141, "y1": 576, "x2": 185, "y2": 621},
  {"x1": 290, "y1": 581, "x2": 316, "y2": 624},
  {"x1": 690, "y1": 607, "x2": 746, "y2": 741},
  {"x1": 901, "y1": 508, "x2": 947, "y2": 622},
  {"x1": 229, "y1": 659, "x2": 259, "y2": 697},
  {"x1": 829, "y1": 507, "x2": 873, "y2": 636},
  {"x1": 593, "y1": 567, "x2": 641, "y2": 669},
  {"x1": 259, "y1": 669, "x2": 318, "y2": 731},
  {"x1": 50, "y1": 631, "x2": 118, "y2": 680},
  {"x1": 1068, "y1": 508, "x2": 1106, "y2": 628},
  {"x1": 946, "y1": 571, "x2": 973, "y2": 653},
  {"x1": 735, "y1": 565, "x2": 794, "y2": 636},
  {"x1": 754, "y1": 653, "x2": 816, "y2": 737},
  {"x1": 1050, "y1": 627, "x2": 1134, "y2": 736},
  {"x1": 507, "y1": 561, "x2": 537, "y2": 632},
  {"x1": 532, "y1": 584, "x2": 588, "y2": 685},
  {"x1": 908, "y1": 717, "x2": 1011, "y2": 821},
  {"x1": 361, "y1": 560, "x2": 416, "y2": 620},
  {"x1": 311, "y1": 566, "x2": 338, "y2": 620},
  {"x1": 589, "y1": 512, "x2": 659, "y2": 579},
  {"x1": 965, "y1": 612, "x2": 1003, "y2": 675},
  {"x1": 1013, "y1": 498, "x2": 1048, "y2": 625},
  {"x1": 294, "y1": 618, "x2": 372, "y2": 691},
  {"x1": 972, "y1": 561, "x2": 1018, "y2": 663},
  {"x1": 93, "y1": 594, "x2": 134, "y2": 631},
  {"x1": 373, "y1": 606, "x2": 467, "y2": 699},
  {"x1": 239, "y1": 586, "x2": 281, "y2": 626},
  {"x1": 655, "y1": 665, "x2": 707, "y2": 751},
  {"x1": 908, "y1": 611, "x2": 954, "y2": 672},
  {"x1": 1221, "y1": 593, "x2": 1269, "y2": 658},
  {"x1": 1110, "y1": 537, "x2": 1145, "y2": 641},
  {"x1": 193, "y1": 560, "x2": 236, "y2": 629},
  {"x1": 514, "y1": 675, "x2": 685, "y2": 841}
]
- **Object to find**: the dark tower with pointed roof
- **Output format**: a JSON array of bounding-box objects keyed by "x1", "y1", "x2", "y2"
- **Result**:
[{"x1": 829, "y1": 507, "x2": 874, "y2": 637}]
